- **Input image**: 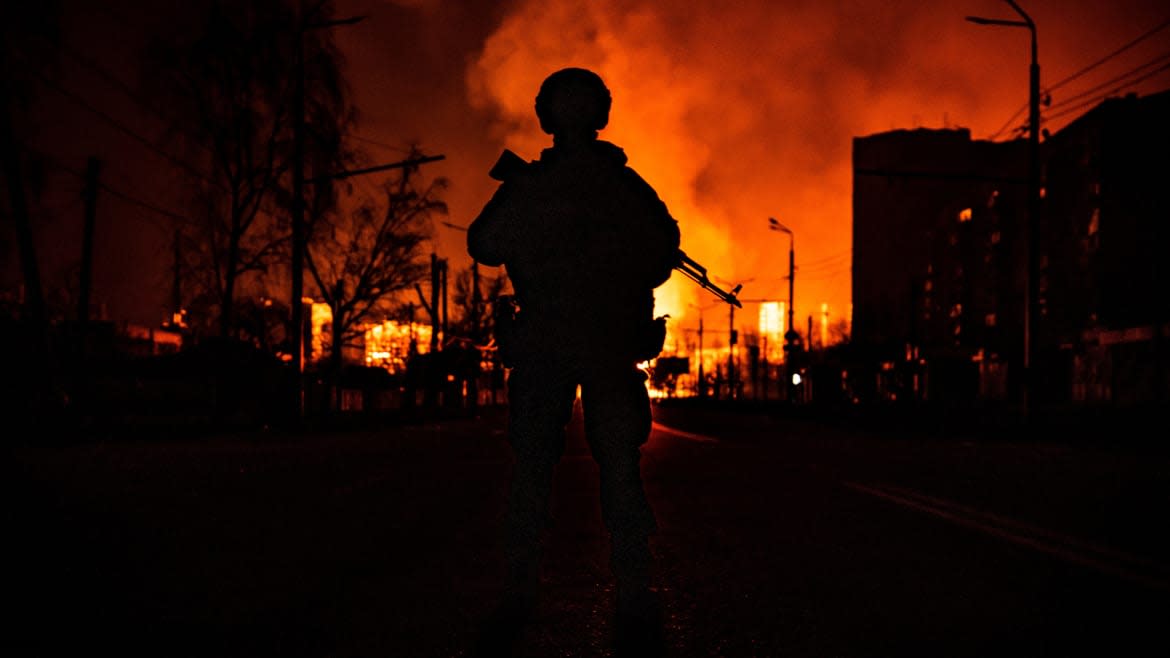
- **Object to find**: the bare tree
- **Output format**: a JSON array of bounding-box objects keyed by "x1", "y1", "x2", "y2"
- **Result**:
[
  {"x1": 828, "y1": 317, "x2": 851, "y2": 346},
  {"x1": 1, "y1": 2, "x2": 62, "y2": 417},
  {"x1": 450, "y1": 263, "x2": 507, "y2": 346},
  {"x1": 143, "y1": 0, "x2": 354, "y2": 339},
  {"x1": 305, "y1": 151, "x2": 444, "y2": 407}
]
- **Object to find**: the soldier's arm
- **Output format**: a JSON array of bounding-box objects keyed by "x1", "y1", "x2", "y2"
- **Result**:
[
  {"x1": 647, "y1": 198, "x2": 681, "y2": 288},
  {"x1": 467, "y1": 184, "x2": 516, "y2": 266},
  {"x1": 624, "y1": 169, "x2": 681, "y2": 288}
]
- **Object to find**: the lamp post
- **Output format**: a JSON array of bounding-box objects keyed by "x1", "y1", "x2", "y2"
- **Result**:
[
  {"x1": 768, "y1": 217, "x2": 800, "y2": 354},
  {"x1": 967, "y1": 0, "x2": 1040, "y2": 414}
]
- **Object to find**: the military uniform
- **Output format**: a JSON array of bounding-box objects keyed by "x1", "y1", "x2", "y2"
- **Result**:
[{"x1": 468, "y1": 135, "x2": 680, "y2": 601}]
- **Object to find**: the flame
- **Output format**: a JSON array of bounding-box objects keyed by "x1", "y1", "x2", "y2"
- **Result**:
[
  {"x1": 464, "y1": 0, "x2": 1164, "y2": 389},
  {"x1": 364, "y1": 320, "x2": 433, "y2": 374},
  {"x1": 468, "y1": 0, "x2": 733, "y2": 324}
]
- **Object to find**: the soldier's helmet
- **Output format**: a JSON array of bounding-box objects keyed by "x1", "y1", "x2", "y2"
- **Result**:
[{"x1": 534, "y1": 67, "x2": 612, "y2": 136}]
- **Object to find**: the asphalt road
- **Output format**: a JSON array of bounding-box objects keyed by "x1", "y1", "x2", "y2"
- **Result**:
[{"x1": 7, "y1": 402, "x2": 1170, "y2": 657}]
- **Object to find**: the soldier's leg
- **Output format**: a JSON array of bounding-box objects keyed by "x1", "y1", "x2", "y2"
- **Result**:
[
  {"x1": 504, "y1": 363, "x2": 577, "y2": 594},
  {"x1": 580, "y1": 366, "x2": 656, "y2": 594}
]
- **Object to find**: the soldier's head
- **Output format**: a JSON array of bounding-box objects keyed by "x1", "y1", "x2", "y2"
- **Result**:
[{"x1": 534, "y1": 67, "x2": 611, "y2": 138}]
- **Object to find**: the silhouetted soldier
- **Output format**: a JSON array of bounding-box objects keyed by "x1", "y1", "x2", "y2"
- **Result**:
[{"x1": 468, "y1": 67, "x2": 679, "y2": 655}]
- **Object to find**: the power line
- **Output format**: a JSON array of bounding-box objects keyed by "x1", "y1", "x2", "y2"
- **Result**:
[
  {"x1": 13, "y1": 47, "x2": 222, "y2": 191},
  {"x1": 989, "y1": 104, "x2": 1029, "y2": 141},
  {"x1": 797, "y1": 249, "x2": 851, "y2": 268},
  {"x1": 349, "y1": 133, "x2": 411, "y2": 154},
  {"x1": 36, "y1": 150, "x2": 191, "y2": 229},
  {"x1": 795, "y1": 266, "x2": 851, "y2": 278},
  {"x1": 1045, "y1": 16, "x2": 1170, "y2": 93},
  {"x1": 984, "y1": 16, "x2": 1170, "y2": 141},
  {"x1": 1047, "y1": 50, "x2": 1170, "y2": 111},
  {"x1": 44, "y1": 36, "x2": 220, "y2": 162},
  {"x1": 1043, "y1": 63, "x2": 1170, "y2": 123}
]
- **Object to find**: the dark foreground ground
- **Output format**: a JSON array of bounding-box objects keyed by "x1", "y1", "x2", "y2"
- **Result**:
[{"x1": 7, "y1": 400, "x2": 1170, "y2": 657}]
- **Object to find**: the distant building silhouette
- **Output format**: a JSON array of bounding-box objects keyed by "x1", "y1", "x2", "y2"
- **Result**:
[
  {"x1": 852, "y1": 127, "x2": 1028, "y2": 404},
  {"x1": 1041, "y1": 89, "x2": 1170, "y2": 406},
  {"x1": 850, "y1": 88, "x2": 1170, "y2": 408}
]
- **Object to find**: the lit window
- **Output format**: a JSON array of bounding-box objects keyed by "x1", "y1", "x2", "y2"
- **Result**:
[
  {"x1": 958, "y1": 208, "x2": 973, "y2": 223},
  {"x1": 985, "y1": 313, "x2": 996, "y2": 327},
  {"x1": 1087, "y1": 208, "x2": 1099, "y2": 236}
]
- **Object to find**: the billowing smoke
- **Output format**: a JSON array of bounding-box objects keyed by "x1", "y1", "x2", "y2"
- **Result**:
[
  {"x1": 463, "y1": 0, "x2": 1170, "y2": 336},
  {"x1": 464, "y1": 0, "x2": 993, "y2": 327}
]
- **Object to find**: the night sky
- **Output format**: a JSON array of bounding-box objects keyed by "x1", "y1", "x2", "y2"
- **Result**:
[{"x1": 6, "y1": 0, "x2": 1169, "y2": 331}]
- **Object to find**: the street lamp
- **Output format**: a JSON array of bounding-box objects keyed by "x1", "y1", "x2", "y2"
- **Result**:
[
  {"x1": 967, "y1": 0, "x2": 1040, "y2": 414},
  {"x1": 767, "y1": 217, "x2": 801, "y2": 354}
]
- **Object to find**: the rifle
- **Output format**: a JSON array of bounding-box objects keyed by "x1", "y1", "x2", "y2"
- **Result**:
[
  {"x1": 489, "y1": 149, "x2": 743, "y2": 309},
  {"x1": 676, "y1": 251, "x2": 742, "y2": 308}
]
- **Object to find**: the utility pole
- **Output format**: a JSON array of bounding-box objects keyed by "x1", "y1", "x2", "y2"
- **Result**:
[
  {"x1": 787, "y1": 239, "x2": 795, "y2": 335},
  {"x1": 768, "y1": 218, "x2": 801, "y2": 358},
  {"x1": 1024, "y1": 2, "x2": 1041, "y2": 415},
  {"x1": 289, "y1": 8, "x2": 444, "y2": 423},
  {"x1": 440, "y1": 257, "x2": 448, "y2": 345},
  {"x1": 78, "y1": 157, "x2": 100, "y2": 329},
  {"x1": 290, "y1": 6, "x2": 367, "y2": 424},
  {"x1": 471, "y1": 260, "x2": 481, "y2": 340},
  {"x1": 728, "y1": 302, "x2": 736, "y2": 399},
  {"x1": 0, "y1": 40, "x2": 48, "y2": 364},
  {"x1": 430, "y1": 253, "x2": 441, "y2": 354},
  {"x1": 698, "y1": 313, "x2": 705, "y2": 398},
  {"x1": 290, "y1": 6, "x2": 307, "y2": 421},
  {"x1": 967, "y1": 0, "x2": 1040, "y2": 415},
  {"x1": 172, "y1": 230, "x2": 182, "y2": 324}
]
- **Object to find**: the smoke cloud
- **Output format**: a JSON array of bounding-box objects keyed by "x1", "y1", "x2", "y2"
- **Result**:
[{"x1": 464, "y1": 0, "x2": 1170, "y2": 329}]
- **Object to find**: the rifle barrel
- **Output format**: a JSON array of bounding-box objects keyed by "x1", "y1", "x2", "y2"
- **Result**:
[{"x1": 676, "y1": 251, "x2": 742, "y2": 307}]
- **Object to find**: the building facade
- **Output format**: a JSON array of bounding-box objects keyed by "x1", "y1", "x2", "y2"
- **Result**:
[
  {"x1": 851, "y1": 89, "x2": 1170, "y2": 408},
  {"x1": 851, "y1": 127, "x2": 1027, "y2": 404}
]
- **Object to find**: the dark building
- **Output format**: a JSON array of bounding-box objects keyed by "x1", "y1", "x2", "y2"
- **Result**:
[
  {"x1": 1041, "y1": 89, "x2": 1170, "y2": 406},
  {"x1": 851, "y1": 128, "x2": 1027, "y2": 404},
  {"x1": 851, "y1": 88, "x2": 1170, "y2": 409}
]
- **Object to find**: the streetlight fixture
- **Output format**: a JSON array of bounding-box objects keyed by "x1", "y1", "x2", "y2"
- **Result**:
[
  {"x1": 767, "y1": 217, "x2": 801, "y2": 354},
  {"x1": 967, "y1": 0, "x2": 1040, "y2": 414}
]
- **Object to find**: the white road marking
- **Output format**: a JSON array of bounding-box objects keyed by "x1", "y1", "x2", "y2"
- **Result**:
[{"x1": 843, "y1": 480, "x2": 1170, "y2": 592}]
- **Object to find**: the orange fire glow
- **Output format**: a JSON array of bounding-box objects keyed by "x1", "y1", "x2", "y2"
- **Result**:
[
  {"x1": 364, "y1": 320, "x2": 432, "y2": 374},
  {"x1": 453, "y1": 0, "x2": 1168, "y2": 361},
  {"x1": 465, "y1": 0, "x2": 878, "y2": 369}
]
